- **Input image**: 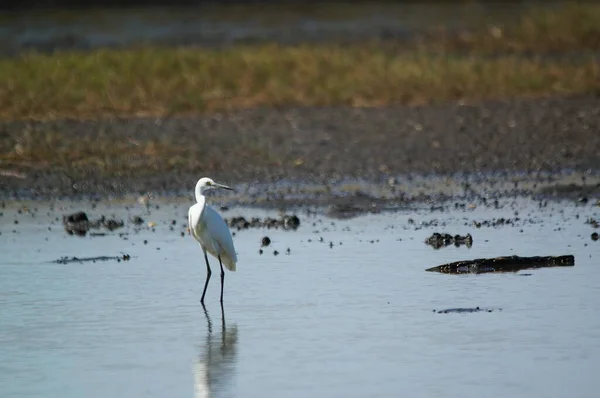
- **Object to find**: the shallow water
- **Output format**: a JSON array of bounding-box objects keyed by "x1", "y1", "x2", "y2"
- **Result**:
[{"x1": 1, "y1": 197, "x2": 599, "y2": 398}]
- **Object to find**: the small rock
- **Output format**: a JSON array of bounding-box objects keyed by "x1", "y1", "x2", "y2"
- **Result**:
[
  {"x1": 261, "y1": 236, "x2": 271, "y2": 247},
  {"x1": 282, "y1": 215, "x2": 300, "y2": 230},
  {"x1": 425, "y1": 232, "x2": 473, "y2": 249},
  {"x1": 63, "y1": 211, "x2": 89, "y2": 236},
  {"x1": 592, "y1": 232, "x2": 599, "y2": 241}
]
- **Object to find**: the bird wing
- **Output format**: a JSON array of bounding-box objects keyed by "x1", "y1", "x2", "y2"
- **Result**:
[{"x1": 203, "y1": 204, "x2": 238, "y2": 271}]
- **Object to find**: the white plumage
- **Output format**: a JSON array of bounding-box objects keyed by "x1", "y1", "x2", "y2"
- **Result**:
[
  {"x1": 188, "y1": 177, "x2": 237, "y2": 303},
  {"x1": 189, "y1": 199, "x2": 237, "y2": 272}
]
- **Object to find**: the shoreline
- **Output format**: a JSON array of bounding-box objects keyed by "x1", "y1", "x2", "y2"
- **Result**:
[{"x1": 2, "y1": 96, "x2": 599, "y2": 208}]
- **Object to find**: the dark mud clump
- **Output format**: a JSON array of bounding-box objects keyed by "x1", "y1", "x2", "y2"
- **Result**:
[
  {"x1": 434, "y1": 307, "x2": 501, "y2": 314},
  {"x1": 472, "y1": 218, "x2": 519, "y2": 228},
  {"x1": 131, "y1": 215, "x2": 145, "y2": 225},
  {"x1": 425, "y1": 232, "x2": 473, "y2": 249},
  {"x1": 227, "y1": 215, "x2": 300, "y2": 231},
  {"x1": 53, "y1": 254, "x2": 131, "y2": 264},
  {"x1": 63, "y1": 211, "x2": 89, "y2": 236},
  {"x1": 586, "y1": 218, "x2": 599, "y2": 228},
  {"x1": 427, "y1": 255, "x2": 575, "y2": 274},
  {"x1": 63, "y1": 211, "x2": 125, "y2": 236}
]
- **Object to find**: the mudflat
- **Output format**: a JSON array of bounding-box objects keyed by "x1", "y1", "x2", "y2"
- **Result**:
[{"x1": 1, "y1": 96, "x2": 599, "y2": 204}]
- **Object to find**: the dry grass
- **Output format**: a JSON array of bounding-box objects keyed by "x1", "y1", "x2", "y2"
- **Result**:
[
  {"x1": 0, "y1": 3, "x2": 599, "y2": 120},
  {"x1": 0, "y1": 123, "x2": 283, "y2": 176},
  {"x1": 0, "y1": 129, "x2": 190, "y2": 176},
  {"x1": 2, "y1": 48, "x2": 598, "y2": 120}
]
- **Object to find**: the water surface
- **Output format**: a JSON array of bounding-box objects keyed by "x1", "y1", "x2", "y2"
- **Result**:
[{"x1": 1, "y1": 198, "x2": 599, "y2": 397}]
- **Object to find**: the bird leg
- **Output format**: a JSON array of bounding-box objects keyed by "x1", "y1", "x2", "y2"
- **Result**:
[
  {"x1": 220, "y1": 301, "x2": 226, "y2": 332},
  {"x1": 201, "y1": 302, "x2": 213, "y2": 334},
  {"x1": 218, "y1": 255, "x2": 225, "y2": 303},
  {"x1": 200, "y1": 250, "x2": 212, "y2": 304}
]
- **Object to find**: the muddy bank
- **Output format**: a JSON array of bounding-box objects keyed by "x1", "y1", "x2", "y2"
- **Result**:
[{"x1": 1, "y1": 96, "x2": 600, "y2": 205}]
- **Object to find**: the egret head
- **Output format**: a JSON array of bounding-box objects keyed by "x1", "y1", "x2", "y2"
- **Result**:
[{"x1": 195, "y1": 177, "x2": 234, "y2": 201}]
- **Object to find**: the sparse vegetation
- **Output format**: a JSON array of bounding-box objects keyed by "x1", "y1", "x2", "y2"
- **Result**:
[
  {"x1": 1, "y1": 3, "x2": 599, "y2": 120},
  {"x1": 2, "y1": 48, "x2": 598, "y2": 120}
]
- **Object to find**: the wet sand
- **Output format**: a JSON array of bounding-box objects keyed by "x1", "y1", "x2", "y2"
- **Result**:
[{"x1": 1, "y1": 96, "x2": 599, "y2": 205}]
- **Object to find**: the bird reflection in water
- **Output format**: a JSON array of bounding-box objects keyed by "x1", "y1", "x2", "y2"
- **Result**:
[{"x1": 193, "y1": 304, "x2": 238, "y2": 398}]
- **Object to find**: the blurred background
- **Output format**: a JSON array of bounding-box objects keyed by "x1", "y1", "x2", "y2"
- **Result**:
[
  {"x1": 0, "y1": 1, "x2": 598, "y2": 193},
  {"x1": 2, "y1": 1, "x2": 598, "y2": 117},
  {"x1": 3, "y1": 1, "x2": 596, "y2": 55}
]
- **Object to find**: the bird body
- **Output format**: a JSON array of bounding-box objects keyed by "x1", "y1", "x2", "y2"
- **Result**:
[
  {"x1": 188, "y1": 177, "x2": 237, "y2": 303},
  {"x1": 189, "y1": 199, "x2": 237, "y2": 272}
]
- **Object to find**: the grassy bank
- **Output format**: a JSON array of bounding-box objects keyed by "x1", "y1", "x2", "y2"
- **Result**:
[
  {"x1": 2, "y1": 48, "x2": 599, "y2": 120},
  {"x1": 0, "y1": 3, "x2": 599, "y2": 120}
]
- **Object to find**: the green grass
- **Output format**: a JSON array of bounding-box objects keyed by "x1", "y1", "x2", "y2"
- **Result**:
[
  {"x1": 2, "y1": 47, "x2": 598, "y2": 120},
  {"x1": 0, "y1": 3, "x2": 599, "y2": 120}
]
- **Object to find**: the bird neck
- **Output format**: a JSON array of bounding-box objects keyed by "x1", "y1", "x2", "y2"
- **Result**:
[{"x1": 194, "y1": 182, "x2": 206, "y2": 203}]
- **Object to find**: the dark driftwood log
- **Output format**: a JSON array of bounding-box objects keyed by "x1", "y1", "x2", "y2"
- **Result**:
[{"x1": 426, "y1": 255, "x2": 575, "y2": 274}]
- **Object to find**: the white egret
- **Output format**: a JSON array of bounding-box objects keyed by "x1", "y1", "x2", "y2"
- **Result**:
[{"x1": 188, "y1": 177, "x2": 237, "y2": 303}]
